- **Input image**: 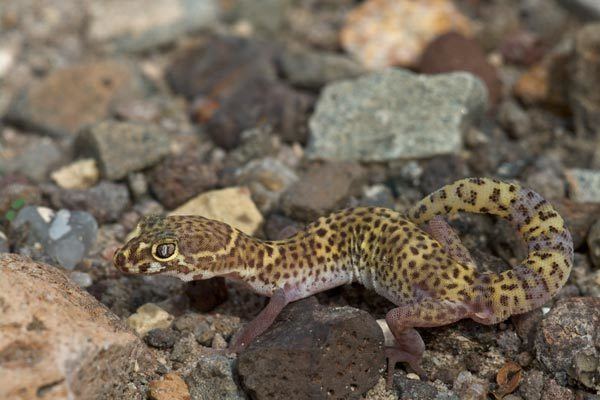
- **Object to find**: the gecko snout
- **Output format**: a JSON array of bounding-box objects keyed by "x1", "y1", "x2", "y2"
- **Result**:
[{"x1": 113, "y1": 248, "x2": 130, "y2": 272}]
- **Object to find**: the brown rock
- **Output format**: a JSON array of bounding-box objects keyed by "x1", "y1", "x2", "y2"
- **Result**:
[
  {"x1": 0, "y1": 254, "x2": 156, "y2": 399},
  {"x1": 553, "y1": 199, "x2": 600, "y2": 249},
  {"x1": 166, "y1": 36, "x2": 278, "y2": 102},
  {"x1": 150, "y1": 153, "x2": 219, "y2": 209},
  {"x1": 419, "y1": 32, "x2": 501, "y2": 106},
  {"x1": 8, "y1": 60, "x2": 146, "y2": 136},
  {"x1": 535, "y1": 297, "x2": 600, "y2": 390},
  {"x1": 237, "y1": 298, "x2": 384, "y2": 400},
  {"x1": 206, "y1": 78, "x2": 315, "y2": 146},
  {"x1": 166, "y1": 36, "x2": 314, "y2": 147},
  {"x1": 148, "y1": 373, "x2": 191, "y2": 400},
  {"x1": 185, "y1": 278, "x2": 228, "y2": 312},
  {"x1": 281, "y1": 162, "x2": 366, "y2": 221},
  {"x1": 500, "y1": 31, "x2": 545, "y2": 67}
]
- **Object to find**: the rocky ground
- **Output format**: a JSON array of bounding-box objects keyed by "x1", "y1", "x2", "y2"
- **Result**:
[{"x1": 0, "y1": 0, "x2": 599, "y2": 399}]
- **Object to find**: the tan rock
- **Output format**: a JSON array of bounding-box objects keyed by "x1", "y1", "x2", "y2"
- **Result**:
[
  {"x1": 127, "y1": 303, "x2": 174, "y2": 336},
  {"x1": 170, "y1": 187, "x2": 264, "y2": 235},
  {"x1": 148, "y1": 373, "x2": 191, "y2": 400},
  {"x1": 341, "y1": 0, "x2": 473, "y2": 69},
  {"x1": 0, "y1": 254, "x2": 155, "y2": 400},
  {"x1": 50, "y1": 158, "x2": 99, "y2": 189}
]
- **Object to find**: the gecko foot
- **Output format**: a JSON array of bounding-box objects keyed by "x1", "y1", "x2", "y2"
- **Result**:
[{"x1": 385, "y1": 346, "x2": 427, "y2": 389}]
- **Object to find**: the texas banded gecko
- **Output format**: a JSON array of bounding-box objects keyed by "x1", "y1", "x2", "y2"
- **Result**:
[{"x1": 113, "y1": 178, "x2": 573, "y2": 387}]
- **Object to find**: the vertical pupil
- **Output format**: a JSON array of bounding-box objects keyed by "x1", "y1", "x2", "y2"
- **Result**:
[{"x1": 158, "y1": 244, "x2": 174, "y2": 258}]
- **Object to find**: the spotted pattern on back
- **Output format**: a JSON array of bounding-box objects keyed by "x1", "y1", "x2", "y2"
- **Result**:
[{"x1": 114, "y1": 178, "x2": 573, "y2": 327}]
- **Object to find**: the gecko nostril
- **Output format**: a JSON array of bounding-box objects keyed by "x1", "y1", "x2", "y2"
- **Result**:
[{"x1": 114, "y1": 253, "x2": 126, "y2": 269}]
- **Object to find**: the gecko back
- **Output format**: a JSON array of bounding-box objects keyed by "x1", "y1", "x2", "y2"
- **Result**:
[{"x1": 407, "y1": 178, "x2": 573, "y2": 323}]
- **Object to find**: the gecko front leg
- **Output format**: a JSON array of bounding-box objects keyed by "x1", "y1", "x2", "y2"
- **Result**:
[{"x1": 229, "y1": 288, "x2": 290, "y2": 352}]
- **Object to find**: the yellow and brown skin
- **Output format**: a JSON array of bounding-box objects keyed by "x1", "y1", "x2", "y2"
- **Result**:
[{"x1": 113, "y1": 178, "x2": 573, "y2": 387}]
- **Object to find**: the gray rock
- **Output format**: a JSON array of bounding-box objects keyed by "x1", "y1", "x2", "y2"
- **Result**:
[
  {"x1": 1, "y1": 138, "x2": 63, "y2": 182},
  {"x1": 11, "y1": 206, "x2": 52, "y2": 244},
  {"x1": 519, "y1": 369, "x2": 545, "y2": 400},
  {"x1": 76, "y1": 120, "x2": 170, "y2": 180},
  {"x1": 570, "y1": 23, "x2": 600, "y2": 137},
  {"x1": 565, "y1": 168, "x2": 600, "y2": 203},
  {"x1": 498, "y1": 100, "x2": 532, "y2": 139},
  {"x1": 557, "y1": 0, "x2": 600, "y2": 20},
  {"x1": 452, "y1": 371, "x2": 489, "y2": 400},
  {"x1": 230, "y1": 0, "x2": 292, "y2": 35},
  {"x1": 535, "y1": 297, "x2": 600, "y2": 390},
  {"x1": 185, "y1": 354, "x2": 245, "y2": 400},
  {"x1": 12, "y1": 206, "x2": 98, "y2": 269},
  {"x1": 234, "y1": 157, "x2": 299, "y2": 213},
  {"x1": 279, "y1": 45, "x2": 365, "y2": 89},
  {"x1": 193, "y1": 321, "x2": 215, "y2": 346},
  {"x1": 7, "y1": 61, "x2": 147, "y2": 137},
  {"x1": 519, "y1": 0, "x2": 570, "y2": 40},
  {"x1": 306, "y1": 69, "x2": 487, "y2": 161},
  {"x1": 47, "y1": 181, "x2": 130, "y2": 223},
  {"x1": 393, "y1": 371, "x2": 459, "y2": 400},
  {"x1": 280, "y1": 162, "x2": 365, "y2": 221},
  {"x1": 88, "y1": 0, "x2": 220, "y2": 52},
  {"x1": 237, "y1": 298, "x2": 384, "y2": 400}
]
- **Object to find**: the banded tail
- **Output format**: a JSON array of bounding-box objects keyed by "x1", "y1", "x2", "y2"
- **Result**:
[{"x1": 407, "y1": 178, "x2": 573, "y2": 322}]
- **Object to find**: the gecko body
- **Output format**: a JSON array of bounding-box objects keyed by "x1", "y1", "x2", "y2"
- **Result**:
[{"x1": 114, "y1": 178, "x2": 573, "y2": 386}]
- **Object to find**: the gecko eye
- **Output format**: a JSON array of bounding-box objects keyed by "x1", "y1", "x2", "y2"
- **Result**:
[{"x1": 153, "y1": 242, "x2": 177, "y2": 261}]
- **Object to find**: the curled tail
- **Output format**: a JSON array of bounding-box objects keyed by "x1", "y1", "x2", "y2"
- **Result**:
[{"x1": 407, "y1": 177, "x2": 573, "y2": 322}]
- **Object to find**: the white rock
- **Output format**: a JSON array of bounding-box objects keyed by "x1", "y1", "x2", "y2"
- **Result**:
[
  {"x1": 51, "y1": 158, "x2": 99, "y2": 189},
  {"x1": 566, "y1": 168, "x2": 600, "y2": 203}
]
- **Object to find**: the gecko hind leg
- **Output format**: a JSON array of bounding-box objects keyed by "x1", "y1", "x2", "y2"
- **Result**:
[
  {"x1": 424, "y1": 215, "x2": 476, "y2": 268},
  {"x1": 384, "y1": 299, "x2": 470, "y2": 388}
]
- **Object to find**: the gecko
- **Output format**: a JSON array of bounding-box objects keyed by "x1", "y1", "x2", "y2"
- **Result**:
[{"x1": 113, "y1": 178, "x2": 573, "y2": 387}]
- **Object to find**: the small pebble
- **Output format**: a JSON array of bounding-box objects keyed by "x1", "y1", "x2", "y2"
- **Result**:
[
  {"x1": 148, "y1": 373, "x2": 191, "y2": 400},
  {"x1": 193, "y1": 321, "x2": 215, "y2": 346},
  {"x1": 127, "y1": 303, "x2": 174, "y2": 336},
  {"x1": 50, "y1": 159, "x2": 99, "y2": 190},
  {"x1": 144, "y1": 328, "x2": 179, "y2": 349},
  {"x1": 211, "y1": 333, "x2": 228, "y2": 350}
]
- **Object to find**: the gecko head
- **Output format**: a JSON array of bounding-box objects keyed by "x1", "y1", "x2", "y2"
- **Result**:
[{"x1": 113, "y1": 215, "x2": 237, "y2": 280}]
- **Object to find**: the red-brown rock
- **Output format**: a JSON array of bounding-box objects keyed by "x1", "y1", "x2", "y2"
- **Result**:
[{"x1": 0, "y1": 254, "x2": 156, "y2": 399}]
